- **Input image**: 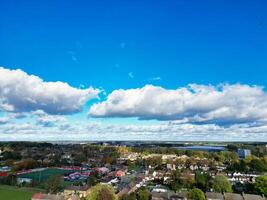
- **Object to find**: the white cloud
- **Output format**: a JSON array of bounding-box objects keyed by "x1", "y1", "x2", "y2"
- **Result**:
[
  {"x1": 149, "y1": 77, "x2": 161, "y2": 81},
  {"x1": 89, "y1": 84, "x2": 267, "y2": 125},
  {"x1": 0, "y1": 117, "x2": 9, "y2": 124},
  {"x1": 128, "y1": 72, "x2": 134, "y2": 79},
  {"x1": 8, "y1": 112, "x2": 27, "y2": 119},
  {"x1": 71, "y1": 55, "x2": 78, "y2": 62},
  {"x1": 0, "y1": 67, "x2": 100, "y2": 115},
  {"x1": 36, "y1": 114, "x2": 66, "y2": 127},
  {"x1": 68, "y1": 51, "x2": 78, "y2": 63},
  {"x1": 0, "y1": 120, "x2": 267, "y2": 141}
]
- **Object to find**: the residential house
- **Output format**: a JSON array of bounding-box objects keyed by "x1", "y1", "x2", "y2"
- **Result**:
[
  {"x1": 167, "y1": 163, "x2": 176, "y2": 171},
  {"x1": 175, "y1": 192, "x2": 188, "y2": 200},
  {"x1": 31, "y1": 193, "x2": 64, "y2": 200},
  {"x1": 151, "y1": 190, "x2": 186, "y2": 200},
  {"x1": 64, "y1": 185, "x2": 91, "y2": 199},
  {"x1": 224, "y1": 193, "x2": 243, "y2": 200},
  {"x1": 242, "y1": 193, "x2": 265, "y2": 200},
  {"x1": 205, "y1": 192, "x2": 224, "y2": 200},
  {"x1": 65, "y1": 195, "x2": 80, "y2": 200},
  {"x1": 115, "y1": 170, "x2": 125, "y2": 177},
  {"x1": 151, "y1": 191, "x2": 169, "y2": 200}
]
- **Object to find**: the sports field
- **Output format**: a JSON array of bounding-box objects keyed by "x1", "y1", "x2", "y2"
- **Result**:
[
  {"x1": 0, "y1": 185, "x2": 45, "y2": 200},
  {"x1": 18, "y1": 168, "x2": 73, "y2": 182}
]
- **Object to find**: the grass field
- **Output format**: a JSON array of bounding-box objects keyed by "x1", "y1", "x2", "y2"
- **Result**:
[
  {"x1": 0, "y1": 185, "x2": 45, "y2": 200},
  {"x1": 18, "y1": 168, "x2": 73, "y2": 182}
]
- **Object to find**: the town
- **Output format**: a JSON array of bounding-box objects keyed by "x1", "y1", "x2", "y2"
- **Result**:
[{"x1": 0, "y1": 141, "x2": 266, "y2": 200}]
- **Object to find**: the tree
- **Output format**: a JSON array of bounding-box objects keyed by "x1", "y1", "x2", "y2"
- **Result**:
[
  {"x1": 46, "y1": 175, "x2": 62, "y2": 194},
  {"x1": 137, "y1": 188, "x2": 151, "y2": 200},
  {"x1": 227, "y1": 160, "x2": 248, "y2": 173},
  {"x1": 12, "y1": 159, "x2": 38, "y2": 172},
  {"x1": 101, "y1": 157, "x2": 115, "y2": 165},
  {"x1": 170, "y1": 169, "x2": 183, "y2": 192},
  {"x1": 239, "y1": 159, "x2": 249, "y2": 173},
  {"x1": 88, "y1": 184, "x2": 116, "y2": 200},
  {"x1": 212, "y1": 175, "x2": 232, "y2": 193},
  {"x1": 120, "y1": 193, "x2": 136, "y2": 200},
  {"x1": 255, "y1": 176, "x2": 267, "y2": 197},
  {"x1": 195, "y1": 171, "x2": 211, "y2": 191},
  {"x1": 227, "y1": 144, "x2": 238, "y2": 152},
  {"x1": 182, "y1": 172, "x2": 195, "y2": 189},
  {"x1": 222, "y1": 151, "x2": 238, "y2": 164},
  {"x1": 145, "y1": 156, "x2": 162, "y2": 168},
  {"x1": 188, "y1": 188, "x2": 205, "y2": 200},
  {"x1": 73, "y1": 153, "x2": 87, "y2": 164},
  {"x1": 87, "y1": 173, "x2": 99, "y2": 186},
  {"x1": 1, "y1": 151, "x2": 21, "y2": 161},
  {"x1": 171, "y1": 180, "x2": 183, "y2": 193},
  {"x1": 249, "y1": 159, "x2": 266, "y2": 173}
]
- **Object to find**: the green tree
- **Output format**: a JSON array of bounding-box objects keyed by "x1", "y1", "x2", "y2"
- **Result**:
[
  {"x1": 195, "y1": 171, "x2": 211, "y2": 191},
  {"x1": 239, "y1": 159, "x2": 249, "y2": 173},
  {"x1": 46, "y1": 175, "x2": 62, "y2": 194},
  {"x1": 188, "y1": 188, "x2": 205, "y2": 200},
  {"x1": 171, "y1": 169, "x2": 183, "y2": 192},
  {"x1": 227, "y1": 144, "x2": 238, "y2": 152},
  {"x1": 88, "y1": 184, "x2": 116, "y2": 200},
  {"x1": 212, "y1": 175, "x2": 232, "y2": 193},
  {"x1": 249, "y1": 159, "x2": 266, "y2": 173},
  {"x1": 255, "y1": 176, "x2": 267, "y2": 196},
  {"x1": 227, "y1": 160, "x2": 249, "y2": 173},
  {"x1": 120, "y1": 193, "x2": 136, "y2": 200},
  {"x1": 87, "y1": 173, "x2": 99, "y2": 186},
  {"x1": 137, "y1": 188, "x2": 151, "y2": 200},
  {"x1": 222, "y1": 151, "x2": 238, "y2": 164}
]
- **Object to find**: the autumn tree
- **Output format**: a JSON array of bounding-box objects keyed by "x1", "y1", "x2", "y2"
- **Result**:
[
  {"x1": 120, "y1": 193, "x2": 136, "y2": 200},
  {"x1": 88, "y1": 184, "x2": 116, "y2": 200},
  {"x1": 46, "y1": 175, "x2": 62, "y2": 194}
]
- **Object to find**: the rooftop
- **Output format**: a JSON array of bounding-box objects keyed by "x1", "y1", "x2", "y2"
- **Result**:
[
  {"x1": 32, "y1": 193, "x2": 64, "y2": 200},
  {"x1": 64, "y1": 185, "x2": 90, "y2": 191},
  {"x1": 224, "y1": 193, "x2": 243, "y2": 200},
  {"x1": 205, "y1": 192, "x2": 224, "y2": 200}
]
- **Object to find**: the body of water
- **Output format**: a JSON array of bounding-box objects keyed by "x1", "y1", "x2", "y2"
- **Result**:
[{"x1": 174, "y1": 145, "x2": 226, "y2": 152}]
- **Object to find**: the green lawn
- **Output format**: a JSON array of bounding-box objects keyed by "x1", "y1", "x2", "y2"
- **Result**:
[{"x1": 0, "y1": 185, "x2": 45, "y2": 200}]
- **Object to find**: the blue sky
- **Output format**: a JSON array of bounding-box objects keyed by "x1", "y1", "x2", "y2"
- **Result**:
[{"x1": 0, "y1": 0, "x2": 267, "y2": 141}]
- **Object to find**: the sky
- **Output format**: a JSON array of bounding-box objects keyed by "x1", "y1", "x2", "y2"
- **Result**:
[{"x1": 0, "y1": 0, "x2": 266, "y2": 141}]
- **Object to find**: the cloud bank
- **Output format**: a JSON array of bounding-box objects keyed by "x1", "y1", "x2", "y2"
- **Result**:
[
  {"x1": 0, "y1": 67, "x2": 100, "y2": 114},
  {"x1": 89, "y1": 84, "x2": 267, "y2": 125},
  {"x1": 0, "y1": 120, "x2": 267, "y2": 141}
]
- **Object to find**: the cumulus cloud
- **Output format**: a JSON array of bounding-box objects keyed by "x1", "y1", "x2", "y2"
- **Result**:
[
  {"x1": 0, "y1": 67, "x2": 100, "y2": 114},
  {"x1": 89, "y1": 84, "x2": 267, "y2": 125}
]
